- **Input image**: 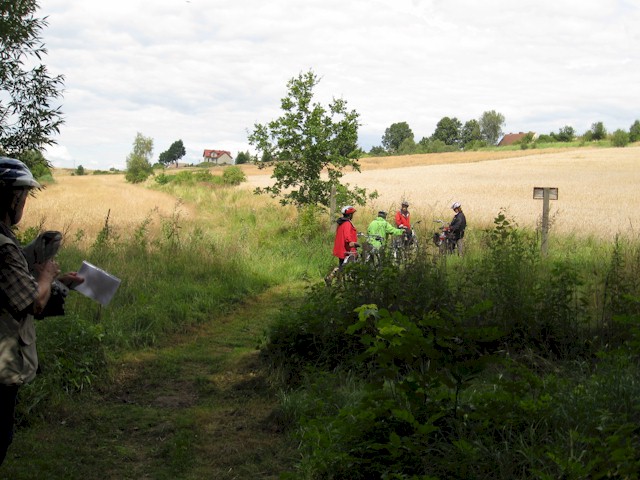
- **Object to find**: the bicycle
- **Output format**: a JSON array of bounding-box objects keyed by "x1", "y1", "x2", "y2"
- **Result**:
[{"x1": 432, "y1": 219, "x2": 456, "y2": 255}]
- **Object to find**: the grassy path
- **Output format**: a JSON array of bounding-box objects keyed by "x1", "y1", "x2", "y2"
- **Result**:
[{"x1": 4, "y1": 283, "x2": 304, "y2": 479}]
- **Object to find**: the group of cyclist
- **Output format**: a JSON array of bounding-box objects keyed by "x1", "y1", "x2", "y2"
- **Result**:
[{"x1": 325, "y1": 200, "x2": 466, "y2": 285}]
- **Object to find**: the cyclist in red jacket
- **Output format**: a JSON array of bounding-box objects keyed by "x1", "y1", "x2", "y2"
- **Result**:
[{"x1": 325, "y1": 206, "x2": 359, "y2": 286}]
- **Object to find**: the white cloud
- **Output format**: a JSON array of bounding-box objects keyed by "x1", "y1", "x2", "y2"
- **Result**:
[{"x1": 37, "y1": 0, "x2": 640, "y2": 169}]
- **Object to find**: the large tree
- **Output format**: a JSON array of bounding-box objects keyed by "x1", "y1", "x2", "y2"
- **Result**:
[
  {"x1": 0, "y1": 0, "x2": 64, "y2": 157},
  {"x1": 248, "y1": 70, "x2": 369, "y2": 209},
  {"x1": 479, "y1": 110, "x2": 505, "y2": 145},
  {"x1": 381, "y1": 122, "x2": 414, "y2": 153},
  {"x1": 590, "y1": 121, "x2": 607, "y2": 141},
  {"x1": 460, "y1": 119, "x2": 482, "y2": 147},
  {"x1": 125, "y1": 132, "x2": 154, "y2": 183},
  {"x1": 431, "y1": 116, "x2": 462, "y2": 147},
  {"x1": 158, "y1": 139, "x2": 186, "y2": 167}
]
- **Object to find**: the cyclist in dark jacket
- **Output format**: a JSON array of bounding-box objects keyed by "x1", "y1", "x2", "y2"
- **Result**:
[{"x1": 449, "y1": 202, "x2": 466, "y2": 256}]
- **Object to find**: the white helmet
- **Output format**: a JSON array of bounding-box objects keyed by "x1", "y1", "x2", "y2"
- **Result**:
[
  {"x1": 451, "y1": 202, "x2": 461, "y2": 210},
  {"x1": 0, "y1": 157, "x2": 41, "y2": 189},
  {"x1": 341, "y1": 205, "x2": 356, "y2": 215}
]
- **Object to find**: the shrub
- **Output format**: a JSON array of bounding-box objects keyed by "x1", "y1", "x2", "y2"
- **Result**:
[
  {"x1": 222, "y1": 165, "x2": 247, "y2": 185},
  {"x1": 611, "y1": 129, "x2": 630, "y2": 147}
]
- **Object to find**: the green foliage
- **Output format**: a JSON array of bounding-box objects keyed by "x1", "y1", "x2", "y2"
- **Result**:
[
  {"x1": 248, "y1": 70, "x2": 369, "y2": 209},
  {"x1": 382, "y1": 121, "x2": 414, "y2": 153},
  {"x1": 629, "y1": 120, "x2": 640, "y2": 142},
  {"x1": 460, "y1": 119, "x2": 482, "y2": 146},
  {"x1": 397, "y1": 136, "x2": 416, "y2": 155},
  {"x1": 479, "y1": 110, "x2": 505, "y2": 145},
  {"x1": 552, "y1": 125, "x2": 576, "y2": 142},
  {"x1": 125, "y1": 132, "x2": 154, "y2": 183},
  {"x1": 75, "y1": 165, "x2": 85, "y2": 176},
  {"x1": 432, "y1": 116, "x2": 462, "y2": 147},
  {"x1": 18, "y1": 149, "x2": 52, "y2": 178},
  {"x1": 268, "y1": 212, "x2": 640, "y2": 478},
  {"x1": 590, "y1": 121, "x2": 607, "y2": 141},
  {"x1": 368, "y1": 145, "x2": 387, "y2": 156},
  {"x1": 158, "y1": 139, "x2": 186, "y2": 166},
  {"x1": 234, "y1": 150, "x2": 252, "y2": 164},
  {"x1": 0, "y1": 0, "x2": 64, "y2": 156},
  {"x1": 611, "y1": 128, "x2": 629, "y2": 147},
  {"x1": 221, "y1": 165, "x2": 246, "y2": 185}
]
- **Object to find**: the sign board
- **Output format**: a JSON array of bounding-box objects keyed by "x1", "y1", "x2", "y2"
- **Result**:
[{"x1": 533, "y1": 187, "x2": 558, "y2": 200}]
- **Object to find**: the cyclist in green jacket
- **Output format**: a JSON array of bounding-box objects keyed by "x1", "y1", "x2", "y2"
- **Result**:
[{"x1": 367, "y1": 211, "x2": 404, "y2": 249}]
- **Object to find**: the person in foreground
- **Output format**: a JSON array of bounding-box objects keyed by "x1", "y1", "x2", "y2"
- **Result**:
[
  {"x1": 367, "y1": 211, "x2": 404, "y2": 249},
  {"x1": 325, "y1": 205, "x2": 359, "y2": 286},
  {"x1": 449, "y1": 201, "x2": 467, "y2": 256},
  {"x1": 0, "y1": 157, "x2": 83, "y2": 466}
]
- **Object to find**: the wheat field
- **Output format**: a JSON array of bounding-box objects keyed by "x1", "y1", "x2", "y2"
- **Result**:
[
  {"x1": 22, "y1": 173, "x2": 195, "y2": 243},
  {"x1": 19, "y1": 146, "x2": 640, "y2": 242},
  {"x1": 246, "y1": 146, "x2": 640, "y2": 238}
]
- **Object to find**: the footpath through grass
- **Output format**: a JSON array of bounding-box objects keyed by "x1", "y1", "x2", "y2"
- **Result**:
[{"x1": 3, "y1": 282, "x2": 305, "y2": 479}]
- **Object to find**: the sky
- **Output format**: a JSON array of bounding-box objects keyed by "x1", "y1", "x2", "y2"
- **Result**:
[{"x1": 37, "y1": 0, "x2": 640, "y2": 170}]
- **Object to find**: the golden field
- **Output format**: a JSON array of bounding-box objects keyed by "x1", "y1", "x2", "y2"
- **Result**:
[
  {"x1": 20, "y1": 146, "x2": 640, "y2": 242},
  {"x1": 22, "y1": 174, "x2": 196, "y2": 243},
  {"x1": 245, "y1": 146, "x2": 640, "y2": 238}
]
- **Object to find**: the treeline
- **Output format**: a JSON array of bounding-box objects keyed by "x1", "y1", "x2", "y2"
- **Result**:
[{"x1": 369, "y1": 115, "x2": 640, "y2": 156}]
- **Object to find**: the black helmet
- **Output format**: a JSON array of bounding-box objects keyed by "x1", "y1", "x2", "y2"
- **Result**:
[
  {"x1": 378, "y1": 210, "x2": 387, "y2": 218},
  {"x1": 401, "y1": 201, "x2": 409, "y2": 207},
  {"x1": 0, "y1": 157, "x2": 41, "y2": 189}
]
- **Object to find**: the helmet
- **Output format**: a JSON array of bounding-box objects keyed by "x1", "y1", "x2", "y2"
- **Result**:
[
  {"x1": 0, "y1": 157, "x2": 41, "y2": 189},
  {"x1": 401, "y1": 201, "x2": 409, "y2": 207},
  {"x1": 451, "y1": 202, "x2": 461, "y2": 210},
  {"x1": 378, "y1": 210, "x2": 387, "y2": 218},
  {"x1": 341, "y1": 205, "x2": 356, "y2": 215}
]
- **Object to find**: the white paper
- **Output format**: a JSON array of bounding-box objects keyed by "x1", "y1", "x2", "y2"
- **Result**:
[{"x1": 72, "y1": 261, "x2": 121, "y2": 306}]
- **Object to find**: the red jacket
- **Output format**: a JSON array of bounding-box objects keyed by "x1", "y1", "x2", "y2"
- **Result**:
[
  {"x1": 333, "y1": 218, "x2": 357, "y2": 259},
  {"x1": 395, "y1": 210, "x2": 410, "y2": 229}
]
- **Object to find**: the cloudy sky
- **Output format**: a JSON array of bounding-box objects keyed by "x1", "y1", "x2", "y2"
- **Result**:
[{"x1": 38, "y1": 0, "x2": 639, "y2": 170}]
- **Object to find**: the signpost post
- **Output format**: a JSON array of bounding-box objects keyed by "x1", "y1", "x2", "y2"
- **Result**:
[{"x1": 533, "y1": 187, "x2": 558, "y2": 255}]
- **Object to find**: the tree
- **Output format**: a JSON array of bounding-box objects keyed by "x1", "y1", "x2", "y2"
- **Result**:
[
  {"x1": 611, "y1": 129, "x2": 629, "y2": 147},
  {"x1": 158, "y1": 139, "x2": 186, "y2": 167},
  {"x1": 479, "y1": 110, "x2": 505, "y2": 145},
  {"x1": 75, "y1": 165, "x2": 85, "y2": 176},
  {"x1": 431, "y1": 116, "x2": 462, "y2": 147},
  {"x1": 368, "y1": 145, "x2": 387, "y2": 156},
  {"x1": 0, "y1": 0, "x2": 65, "y2": 158},
  {"x1": 381, "y1": 122, "x2": 414, "y2": 153},
  {"x1": 397, "y1": 137, "x2": 416, "y2": 155},
  {"x1": 553, "y1": 125, "x2": 575, "y2": 142},
  {"x1": 629, "y1": 120, "x2": 640, "y2": 142},
  {"x1": 125, "y1": 132, "x2": 154, "y2": 183},
  {"x1": 590, "y1": 121, "x2": 607, "y2": 141},
  {"x1": 460, "y1": 119, "x2": 482, "y2": 147},
  {"x1": 248, "y1": 70, "x2": 370, "y2": 209},
  {"x1": 235, "y1": 150, "x2": 251, "y2": 165}
]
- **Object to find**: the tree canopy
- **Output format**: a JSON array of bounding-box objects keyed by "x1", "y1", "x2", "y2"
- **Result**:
[
  {"x1": 158, "y1": 139, "x2": 186, "y2": 166},
  {"x1": 479, "y1": 110, "x2": 505, "y2": 145},
  {"x1": 0, "y1": 0, "x2": 64, "y2": 158},
  {"x1": 431, "y1": 116, "x2": 462, "y2": 146},
  {"x1": 381, "y1": 122, "x2": 414, "y2": 153},
  {"x1": 248, "y1": 70, "x2": 371, "y2": 209}
]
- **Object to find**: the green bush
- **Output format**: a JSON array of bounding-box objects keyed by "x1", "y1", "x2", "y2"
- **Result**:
[
  {"x1": 611, "y1": 129, "x2": 630, "y2": 147},
  {"x1": 222, "y1": 165, "x2": 247, "y2": 185}
]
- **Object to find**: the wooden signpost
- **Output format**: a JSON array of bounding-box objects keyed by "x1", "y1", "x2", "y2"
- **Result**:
[{"x1": 533, "y1": 187, "x2": 558, "y2": 255}]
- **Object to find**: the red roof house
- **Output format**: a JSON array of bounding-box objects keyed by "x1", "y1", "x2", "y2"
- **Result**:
[
  {"x1": 203, "y1": 149, "x2": 233, "y2": 164},
  {"x1": 498, "y1": 132, "x2": 536, "y2": 146}
]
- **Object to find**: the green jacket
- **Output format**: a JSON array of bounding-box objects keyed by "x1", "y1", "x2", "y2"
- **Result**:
[{"x1": 367, "y1": 217, "x2": 404, "y2": 249}]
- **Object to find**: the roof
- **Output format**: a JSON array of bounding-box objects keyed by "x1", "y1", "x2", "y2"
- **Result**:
[
  {"x1": 203, "y1": 149, "x2": 232, "y2": 158},
  {"x1": 498, "y1": 132, "x2": 534, "y2": 146}
]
